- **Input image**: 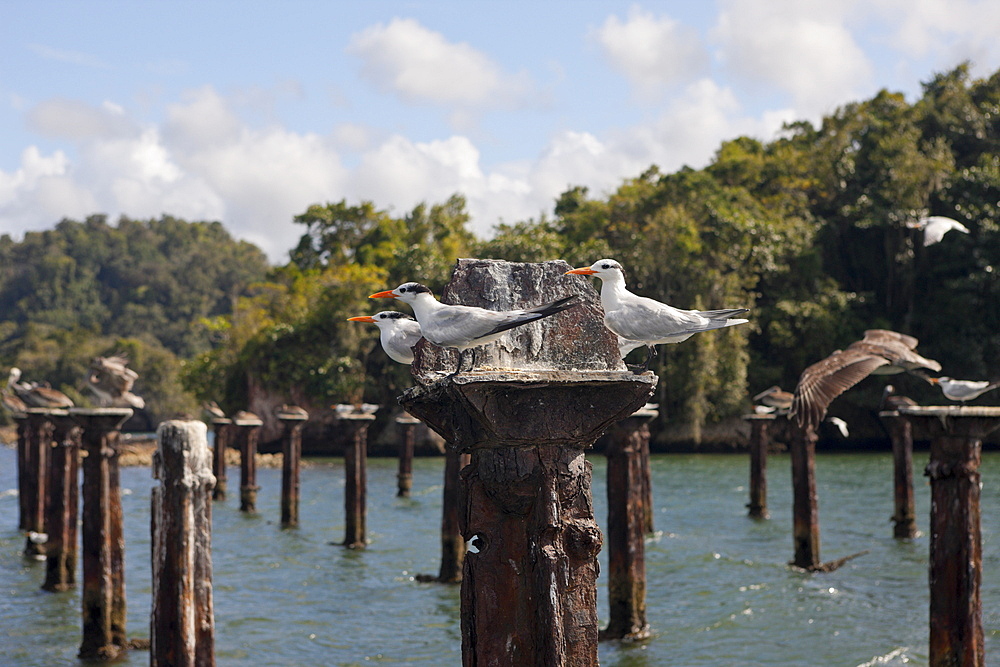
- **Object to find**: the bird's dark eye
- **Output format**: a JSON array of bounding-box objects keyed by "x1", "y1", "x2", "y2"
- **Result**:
[
  {"x1": 601, "y1": 263, "x2": 610, "y2": 269},
  {"x1": 399, "y1": 287, "x2": 407, "y2": 293}
]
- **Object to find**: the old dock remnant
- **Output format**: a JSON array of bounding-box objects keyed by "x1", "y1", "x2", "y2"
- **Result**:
[
  {"x1": 336, "y1": 405, "x2": 376, "y2": 548},
  {"x1": 276, "y1": 405, "x2": 308, "y2": 528},
  {"x1": 899, "y1": 405, "x2": 1000, "y2": 667},
  {"x1": 395, "y1": 413, "x2": 419, "y2": 498},
  {"x1": 43, "y1": 410, "x2": 80, "y2": 591},
  {"x1": 743, "y1": 413, "x2": 776, "y2": 520},
  {"x1": 232, "y1": 411, "x2": 262, "y2": 513},
  {"x1": 210, "y1": 416, "x2": 232, "y2": 501},
  {"x1": 878, "y1": 409, "x2": 917, "y2": 539},
  {"x1": 401, "y1": 259, "x2": 656, "y2": 665},
  {"x1": 151, "y1": 420, "x2": 216, "y2": 667}
]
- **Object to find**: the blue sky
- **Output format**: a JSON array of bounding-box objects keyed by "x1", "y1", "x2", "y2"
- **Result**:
[{"x1": 3, "y1": 1, "x2": 999, "y2": 262}]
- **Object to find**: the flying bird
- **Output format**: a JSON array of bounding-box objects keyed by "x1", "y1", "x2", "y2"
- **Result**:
[
  {"x1": 753, "y1": 385, "x2": 793, "y2": 412},
  {"x1": 6, "y1": 368, "x2": 74, "y2": 409},
  {"x1": 86, "y1": 354, "x2": 144, "y2": 409},
  {"x1": 879, "y1": 384, "x2": 917, "y2": 411},
  {"x1": 369, "y1": 282, "x2": 582, "y2": 374},
  {"x1": 790, "y1": 330, "x2": 941, "y2": 431},
  {"x1": 928, "y1": 376, "x2": 1000, "y2": 402},
  {"x1": 825, "y1": 416, "x2": 850, "y2": 438},
  {"x1": 347, "y1": 311, "x2": 423, "y2": 365},
  {"x1": 566, "y1": 259, "x2": 749, "y2": 370},
  {"x1": 906, "y1": 215, "x2": 970, "y2": 246}
]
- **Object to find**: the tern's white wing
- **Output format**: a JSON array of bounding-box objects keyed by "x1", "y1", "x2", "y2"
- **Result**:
[{"x1": 605, "y1": 294, "x2": 746, "y2": 343}]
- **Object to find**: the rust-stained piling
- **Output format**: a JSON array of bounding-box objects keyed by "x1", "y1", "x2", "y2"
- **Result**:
[
  {"x1": 43, "y1": 411, "x2": 80, "y2": 591},
  {"x1": 401, "y1": 259, "x2": 656, "y2": 666},
  {"x1": 436, "y1": 449, "x2": 469, "y2": 583},
  {"x1": 72, "y1": 407, "x2": 133, "y2": 661},
  {"x1": 789, "y1": 421, "x2": 820, "y2": 570},
  {"x1": 151, "y1": 420, "x2": 216, "y2": 667},
  {"x1": 23, "y1": 409, "x2": 54, "y2": 559},
  {"x1": 899, "y1": 406, "x2": 1000, "y2": 667},
  {"x1": 277, "y1": 407, "x2": 308, "y2": 528},
  {"x1": 233, "y1": 412, "x2": 262, "y2": 513},
  {"x1": 743, "y1": 414, "x2": 775, "y2": 520},
  {"x1": 601, "y1": 404, "x2": 657, "y2": 641},
  {"x1": 210, "y1": 418, "x2": 232, "y2": 501},
  {"x1": 395, "y1": 414, "x2": 419, "y2": 498},
  {"x1": 14, "y1": 412, "x2": 28, "y2": 530},
  {"x1": 337, "y1": 408, "x2": 375, "y2": 548},
  {"x1": 638, "y1": 425, "x2": 654, "y2": 534},
  {"x1": 879, "y1": 411, "x2": 917, "y2": 539}
]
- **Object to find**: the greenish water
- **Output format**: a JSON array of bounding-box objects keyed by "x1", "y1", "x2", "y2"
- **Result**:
[{"x1": 1, "y1": 443, "x2": 997, "y2": 666}]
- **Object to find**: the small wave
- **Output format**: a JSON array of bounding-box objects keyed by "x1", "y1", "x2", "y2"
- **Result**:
[{"x1": 855, "y1": 647, "x2": 909, "y2": 666}]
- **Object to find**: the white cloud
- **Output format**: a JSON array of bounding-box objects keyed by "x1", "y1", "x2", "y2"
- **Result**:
[
  {"x1": 26, "y1": 98, "x2": 139, "y2": 140},
  {"x1": 713, "y1": 0, "x2": 874, "y2": 119},
  {"x1": 594, "y1": 5, "x2": 710, "y2": 97},
  {"x1": 347, "y1": 18, "x2": 534, "y2": 109}
]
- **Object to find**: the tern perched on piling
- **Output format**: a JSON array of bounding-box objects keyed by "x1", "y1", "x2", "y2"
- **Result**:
[
  {"x1": 369, "y1": 282, "x2": 582, "y2": 374},
  {"x1": 566, "y1": 259, "x2": 749, "y2": 371},
  {"x1": 347, "y1": 311, "x2": 423, "y2": 365},
  {"x1": 928, "y1": 376, "x2": 1000, "y2": 402}
]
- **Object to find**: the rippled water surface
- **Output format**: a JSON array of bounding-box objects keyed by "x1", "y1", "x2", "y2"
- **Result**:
[{"x1": 1, "y1": 442, "x2": 998, "y2": 666}]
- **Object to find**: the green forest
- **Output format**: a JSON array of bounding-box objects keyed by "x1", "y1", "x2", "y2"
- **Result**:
[{"x1": 2, "y1": 64, "x2": 998, "y2": 445}]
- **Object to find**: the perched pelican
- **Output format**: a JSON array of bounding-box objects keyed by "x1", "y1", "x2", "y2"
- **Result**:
[
  {"x1": 86, "y1": 355, "x2": 144, "y2": 409},
  {"x1": 347, "y1": 311, "x2": 423, "y2": 365},
  {"x1": 203, "y1": 401, "x2": 226, "y2": 420},
  {"x1": 566, "y1": 259, "x2": 749, "y2": 371},
  {"x1": 274, "y1": 404, "x2": 308, "y2": 420},
  {"x1": 906, "y1": 215, "x2": 970, "y2": 246},
  {"x1": 879, "y1": 384, "x2": 917, "y2": 411},
  {"x1": 928, "y1": 376, "x2": 1000, "y2": 402},
  {"x1": 7, "y1": 368, "x2": 74, "y2": 409},
  {"x1": 790, "y1": 330, "x2": 940, "y2": 430},
  {"x1": 1, "y1": 389, "x2": 27, "y2": 414},
  {"x1": 753, "y1": 385, "x2": 793, "y2": 412}
]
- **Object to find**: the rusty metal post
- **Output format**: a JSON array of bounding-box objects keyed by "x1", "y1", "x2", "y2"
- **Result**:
[
  {"x1": 879, "y1": 411, "x2": 917, "y2": 539},
  {"x1": 743, "y1": 414, "x2": 774, "y2": 520},
  {"x1": 638, "y1": 428, "x2": 654, "y2": 534},
  {"x1": 278, "y1": 409, "x2": 308, "y2": 528},
  {"x1": 72, "y1": 407, "x2": 133, "y2": 661},
  {"x1": 789, "y1": 421, "x2": 820, "y2": 570},
  {"x1": 210, "y1": 418, "x2": 232, "y2": 501},
  {"x1": 401, "y1": 259, "x2": 657, "y2": 665},
  {"x1": 43, "y1": 412, "x2": 80, "y2": 591},
  {"x1": 601, "y1": 405, "x2": 657, "y2": 641},
  {"x1": 23, "y1": 409, "x2": 54, "y2": 559},
  {"x1": 900, "y1": 406, "x2": 1000, "y2": 667},
  {"x1": 437, "y1": 449, "x2": 469, "y2": 583},
  {"x1": 339, "y1": 411, "x2": 374, "y2": 548},
  {"x1": 233, "y1": 414, "x2": 262, "y2": 513},
  {"x1": 396, "y1": 414, "x2": 419, "y2": 498},
  {"x1": 151, "y1": 420, "x2": 216, "y2": 667},
  {"x1": 14, "y1": 412, "x2": 28, "y2": 530}
]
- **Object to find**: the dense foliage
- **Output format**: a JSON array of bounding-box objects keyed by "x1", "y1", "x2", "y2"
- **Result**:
[{"x1": 4, "y1": 64, "x2": 999, "y2": 443}]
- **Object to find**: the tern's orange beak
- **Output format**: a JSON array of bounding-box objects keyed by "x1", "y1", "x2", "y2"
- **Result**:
[
  {"x1": 565, "y1": 267, "x2": 597, "y2": 275},
  {"x1": 369, "y1": 290, "x2": 396, "y2": 299},
  {"x1": 928, "y1": 377, "x2": 940, "y2": 384},
  {"x1": 347, "y1": 316, "x2": 376, "y2": 323}
]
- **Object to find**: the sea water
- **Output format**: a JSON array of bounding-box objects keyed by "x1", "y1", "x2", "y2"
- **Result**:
[{"x1": 1, "y1": 443, "x2": 997, "y2": 666}]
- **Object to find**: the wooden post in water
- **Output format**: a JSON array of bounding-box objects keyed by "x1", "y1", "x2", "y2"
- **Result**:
[
  {"x1": 638, "y1": 425, "x2": 654, "y2": 534},
  {"x1": 899, "y1": 406, "x2": 1000, "y2": 667},
  {"x1": 210, "y1": 418, "x2": 232, "y2": 501},
  {"x1": 151, "y1": 420, "x2": 216, "y2": 667},
  {"x1": 43, "y1": 412, "x2": 80, "y2": 591},
  {"x1": 276, "y1": 406, "x2": 308, "y2": 528},
  {"x1": 233, "y1": 412, "x2": 262, "y2": 513},
  {"x1": 437, "y1": 449, "x2": 469, "y2": 582},
  {"x1": 743, "y1": 414, "x2": 775, "y2": 520},
  {"x1": 396, "y1": 414, "x2": 419, "y2": 498},
  {"x1": 337, "y1": 408, "x2": 375, "y2": 548},
  {"x1": 879, "y1": 410, "x2": 917, "y2": 539},
  {"x1": 14, "y1": 412, "x2": 29, "y2": 530},
  {"x1": 601, "y1": 404, "x2": 657, "y2": 641},
  {"x1": 23, "y1": 409, "x2": 54, "y2": 559},
  {"x1": 401, "y1": 259, "x2": 656, "y2": 666},
  {"x1": 72, "y1": 407, "x2": 133, "y2": 661},
  {"x1": 789, "y1": 421, "x2": 820, "y2": 570}
]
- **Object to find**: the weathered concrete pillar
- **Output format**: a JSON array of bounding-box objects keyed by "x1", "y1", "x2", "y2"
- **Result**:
[
  {"x1": 337, "y1": 409, "x2": 375, "y2": 548},
  {"x1": 43, "y1": 412, "x2": 80, "y2": 591},
  {"x1": 601, "y1": 405, "x2": 657, "y2": 641},
  {"x1": 395, "y1": 414, "x2": 419, "y2": 498},
  {"x1": 899, "y1": 406, "x2": 1000, "y2": 667},
  {"x1": 23, "y1": 409, "x2": 54, "y2": 559},
  {"x1": 743, "y1": 414, "x2": 775, "y2": 520},
  {"x1": 879, "y1": 411, "x2": 917, "y2": 539},
  {"x1": 277, "y1": 408, "x2": 308, "y2": 528},
  {"x1": 233, "y1": 413, "x2": 262, "y2": 513},
  {"x1": 210, "y1": 418, "x2": 232, "y2": 501},
  {"x1": 72, "y1": 407, "x2": 133, "y2": 661},
  {"x1": 401, "y1": 259, "x2": 656, "y2": 666},
  {"x1": 151, "y1": 420, "x2": 216, "y2": 667},
  {"x1": 789, "y1": 421, "x2": 820, "y2": 570}
]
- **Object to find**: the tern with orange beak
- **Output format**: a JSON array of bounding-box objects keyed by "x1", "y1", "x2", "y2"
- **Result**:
[
  {"x1": 928, "y1": 376, "x2": 1000, "y2": 402},
  {"x1": 369, "y1": 282, "x2": 581, "y2": 374},
  {"x1": 566, "y1": 259, "x2": 749, "y2": 371},
  {"x1": 347, "y1": 311, "x2": 423, "y2": 365}
]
